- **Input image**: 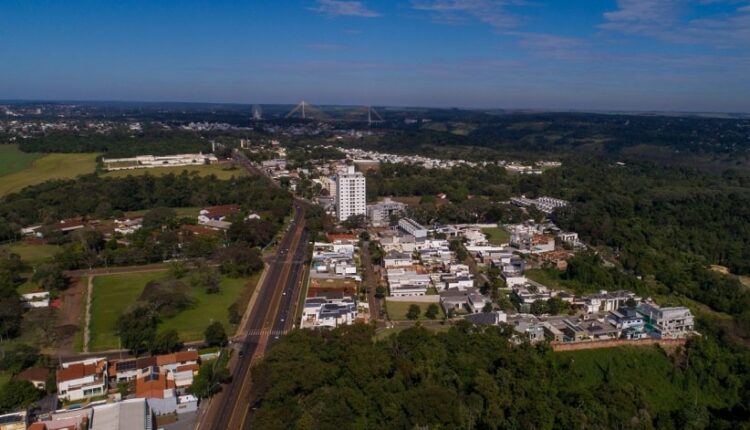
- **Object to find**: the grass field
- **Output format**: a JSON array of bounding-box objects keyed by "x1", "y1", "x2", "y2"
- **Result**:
[
  {"x1": 103, "y1": 163, "x2": 244, "y2": 180},
  {"x1": 0, "y1": 145, "x2": 42, "y2": 176},
  {"x1": 158, "y1": 273, "x2": 260, "y2": 341},
  {"x1": 89, "y1": 271, "x2": 165, "y2": 351},
  {"x1": 1, "y1": 243, "x2": 61, "y2": 265},
  {"x1": 88, "y1": 270, "x2": 259, "y2": 350},
  {"x1": 482, "y1": 227, "x2": 510, "y2": 245},
  {"x1": 124, "y1": 207, "x2": 201, "y2": 218},
  {"x1": 386, "y1": 300, "x2": 444, "y2": 321},
  {"x1": 0, "y1": 152, "x2": 99, "y2": 196},
  {"x1": 524, "y1": 268, "x2": 567, "y2": 290}
]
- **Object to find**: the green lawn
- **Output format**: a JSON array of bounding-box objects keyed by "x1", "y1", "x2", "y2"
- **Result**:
[
  {"x1": 1, "y1": 243, "x2": 61, "y2": 265},
  {"x1": 0, "y1": 152, "x2": 100, "y2": 196},
  {"x1": 103, "y1": 163, "x2": 244, "y2": 180},
  {"x1": 386, "y1": 300, "x2": 444, "y2": 321},
  {"x1": 0, "y1": 145, "x2": 42, "y2": 176},
  {"x1": 482, "y1": 227, "x2": 510, "y2": 245},
  {"x1": 89, "y1": 271, "x2": 259, "y2": 351}
]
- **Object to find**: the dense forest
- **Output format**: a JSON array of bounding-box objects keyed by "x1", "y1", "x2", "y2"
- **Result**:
[
  {"x1": 15, "y1": 125, "x2": 210, "y2": 157},
  {"x1": 341, "y1": 113, "x2": 750, "y2": 167},
  {"x1": 0, "y1": 171, "x2": 292, "y2": 241},
  {"x1": 250, "y1": 324, "x2": 750, "y2": 429}
]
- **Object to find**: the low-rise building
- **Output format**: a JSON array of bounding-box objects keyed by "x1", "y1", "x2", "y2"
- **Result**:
[
  {"x1": 57, "y1": 358, "x2": 108, "y2": 402},
  {"x1": 301, "y1": 293, "x2": 358, "y2": 329},
  {"x1": 398, "y1": 218, "x2": 428, "y2": 239},
  {"x1": 440, "y1": 287, "x2": 491, "y2": 314},
  {"x1": 583, "y1": 290, "x2": 638, "y2": 313},
  {"x1": 198, "y1": 204, "x2": 241, "y2": 224},
  {"x1": 0, "y1": 411, "x2": 27, "y2": 430},
  {"x1": 14, "y1": 367, "x2": 50, "y2": 390},
  {"x1": 382, "y1": 250, "x2": 413, "y2": 269},
  {"x1": 367, "y1": 198, "x2": 406, "y2": 227},
  {"x1": 637, "y1": 303, "x2": 694, "y2": 339},
  {"x1": 387, "y1": 269, "x2": 432, "y2": 297}
]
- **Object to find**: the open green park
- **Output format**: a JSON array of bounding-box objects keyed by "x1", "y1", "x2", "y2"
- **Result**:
[
  {"x1": 88, "y1": 270, "x2": 260, "y2": 351},
  {"x1": 0, "y1": 145, "x2": 99, "y2": 196}
]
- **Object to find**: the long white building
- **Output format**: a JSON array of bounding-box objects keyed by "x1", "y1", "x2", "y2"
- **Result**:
[{"x1": 336, "y1": 166, "x2": 366, "y2": 222}]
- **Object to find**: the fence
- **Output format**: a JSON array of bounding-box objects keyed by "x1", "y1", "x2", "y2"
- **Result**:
[{"x1": 550, "y1": 337, "x2": 687, "y2": 352}]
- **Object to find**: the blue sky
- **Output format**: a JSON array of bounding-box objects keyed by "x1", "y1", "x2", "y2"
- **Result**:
[{"x1": 1, "y1": 0, "x2": 749, "y2": 111}]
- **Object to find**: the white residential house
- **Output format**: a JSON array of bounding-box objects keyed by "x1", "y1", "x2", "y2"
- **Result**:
[
  {"x1": 21, "y1": 291, "x2": 50, "y2": 308},
  {"x1": 440, "y1": 287, "x2": 491, "y2": 314},
  {"x1": 301, "y1": 294, "x2": 358, "y2": 329},
  {"x1": 637, "y1": 303, "x2": 694, "y2": 339},
  {"x1": 57, "y1": 358, "x2": 108, "y2": 402},
  {"x1": 387, "y1": 269, "x2": 432, "y2": 297},
  {"x1": 383, "y1": 251, "x2": 413, "y2": 269},
  {"x1": 583, "y1": 290, "x2": 638, "y2": 313}
]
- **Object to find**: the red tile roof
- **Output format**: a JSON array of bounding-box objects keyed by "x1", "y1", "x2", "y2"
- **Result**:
[
  {"x1": 57, "y1": 362, "x2": 99, "y2": 383},
  {"x1": 155, "y1": 351, "x2": 199, "y2": 366},
  {"x1": 15, "y1": 367, "x2": 50, "y2": 383},
  {"x1": 135, "y1": 374, "x2": 176, "y2": 399},
  {"x1": 201, "y1": 204, "x2": 240, "y2": 219}
]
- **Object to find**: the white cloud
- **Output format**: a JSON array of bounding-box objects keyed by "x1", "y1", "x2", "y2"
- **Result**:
[
  {"x1": 310, "y1": 0, "x2": 380, "y2": 18},
  {"x1": 411, "y1": 0, "x2": 524, "y2": 29},
  {"x1": 601, "y1": 0, "x2": 750, "y2": 48}
]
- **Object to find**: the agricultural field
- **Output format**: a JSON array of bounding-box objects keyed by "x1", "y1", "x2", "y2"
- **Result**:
[
  {"x1": 481, "y1": 227, "x2": 510, "y2": 245},
  {"x1": 0, "y1": 144, "x2": 42, "y2": 176},
  {"x1": 102, "y1": 163, "x2": 244, "y2": 180},
  {"x1": 385, "y1": 299, "x2": 444, "y2": 321},
  {"x1": 88, "y1": 270, "x2": 259, "y2": 351},
  {"x1": 0, "y1": 151, "x2": 99, "y2": 196},
  {"x1": 1, "y1": 242, "x2": 60, "y2": 265}
]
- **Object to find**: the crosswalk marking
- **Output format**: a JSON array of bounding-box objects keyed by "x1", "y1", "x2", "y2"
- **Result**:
[{"x1": 247, "y1": 328, "x2": 288, "y2": 336}]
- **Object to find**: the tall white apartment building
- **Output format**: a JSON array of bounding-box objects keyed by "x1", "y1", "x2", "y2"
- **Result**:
[{"x1": 336, "y1": 166, "x2": 366, "y2": 222}]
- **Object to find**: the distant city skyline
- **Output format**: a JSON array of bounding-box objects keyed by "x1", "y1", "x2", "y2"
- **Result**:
[{"x1": 2, "y1": 1, "x2": 749, "y2": 112}]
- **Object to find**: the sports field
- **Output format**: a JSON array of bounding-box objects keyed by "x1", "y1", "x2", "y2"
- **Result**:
[
  {"x1": 88, "y1": 270, "x2": 259, "y2": 351},
  {"x1": 102, "y1": 163, "x2": 244, "y2": 180},
  {"x1": 0, "y1": 151, "x2": 99, "y2": 196}
]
